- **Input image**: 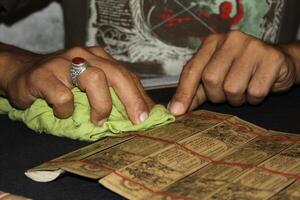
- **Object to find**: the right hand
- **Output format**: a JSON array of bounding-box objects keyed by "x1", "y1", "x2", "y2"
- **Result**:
[
  {"x1": 1, "y1": 46, "x2": 154, "y2": 125},
  {"x1": 168, "y1": 31, "x2": 297, "y2": 116}
]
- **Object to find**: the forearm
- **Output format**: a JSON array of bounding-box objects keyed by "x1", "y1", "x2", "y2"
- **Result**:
[
  {"x1": 0, "y1": 43, "x2": 41, "y2": 96},
  {"x1": 281, "y1": 42, "x2": 300, "y2": 84}
]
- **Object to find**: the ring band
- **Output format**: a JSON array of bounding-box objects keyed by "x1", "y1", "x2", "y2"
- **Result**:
[{"x1": 70, "y1": 57, "x2": 89, "y2": 86}]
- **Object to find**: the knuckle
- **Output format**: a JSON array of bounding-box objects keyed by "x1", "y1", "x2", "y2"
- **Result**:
[
  {"x1": 269, "y1": 48, "x2": 285, "y2": 63},
  {"x1": 248, "y1": 86, "x2": 268, "y2": 99},
  {"x1": 54, "y1": 90, "x2": 73, "y2": 105},
  {"x1": 88, "y1": 69, "x2": 106, "y2": 83},
  {"x1": 223, "y1": 81, "x2": 243, "y2": 97},
  {"x1": 202, "y1": 70, "x2": 220, "y2": 87}
]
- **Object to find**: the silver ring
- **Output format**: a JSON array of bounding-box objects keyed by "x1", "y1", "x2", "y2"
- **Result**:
[{"x1": 70, "y1": 57, "x2": 89, "y2": 86}]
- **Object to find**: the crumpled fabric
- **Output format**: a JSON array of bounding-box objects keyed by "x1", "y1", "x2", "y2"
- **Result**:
[{"x1": 0, "y1": 88, "x2": 175, "y2": 141}]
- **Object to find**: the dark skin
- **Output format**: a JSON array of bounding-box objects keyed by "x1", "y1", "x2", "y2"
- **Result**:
[
  {"x1": 1, "y1": 31, "x2": 300, "y2": 123},
  {"x1": 168, "y1": 31, "x2": 300, "y2": 115},
  {"x1": 0, "y1": 44, "x2": 154, "y2": 125}
]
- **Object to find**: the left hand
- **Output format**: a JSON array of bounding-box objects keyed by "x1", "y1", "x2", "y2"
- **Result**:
[
  {"x1": 1, "y1": 46, "x2": 154, "y2": 125},
  {"x1": 168, "y1": 31, "x2": 297, "y2": 115}
]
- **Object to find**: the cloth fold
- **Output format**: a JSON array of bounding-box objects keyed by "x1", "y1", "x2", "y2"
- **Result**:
[{"x1": 0, "y1": 88, "x2": 175, "y2": 141}]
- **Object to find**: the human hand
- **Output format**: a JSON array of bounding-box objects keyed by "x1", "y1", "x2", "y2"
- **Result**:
[
  {"x1": 168, "y1": 31, "x2": 297, "y2": 115},
  {"x1": 1, "y1": 46, "x2": 154, "y2": 125}
]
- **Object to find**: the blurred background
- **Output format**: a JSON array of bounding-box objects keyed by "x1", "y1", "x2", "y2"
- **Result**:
[
  {"x1": 0, "y1": 0, "x2": 299, "y2": 54},
  {"x1": 0, "y1": 1, "x2": 63, "y2": 53}
]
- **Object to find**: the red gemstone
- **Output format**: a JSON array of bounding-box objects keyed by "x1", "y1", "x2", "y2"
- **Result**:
[{"x1": 72, "y1": 57, "x2": 85, "y2": 65}]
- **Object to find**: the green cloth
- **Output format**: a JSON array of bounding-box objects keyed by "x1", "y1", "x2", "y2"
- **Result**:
[{"x1": 0, "y1": 88, "x2": 175, "y2": 141}]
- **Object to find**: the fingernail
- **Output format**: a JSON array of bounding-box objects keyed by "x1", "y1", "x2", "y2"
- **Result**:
[
  {"x1": 170, "y1": 101, "x2": 184, "y2": 115},
  {"x1": 97, "y1": 118, "x2": 107, "y2": 126},
  {"x1": 139, "y1": 112, "x2": 148, "y2": 123}
]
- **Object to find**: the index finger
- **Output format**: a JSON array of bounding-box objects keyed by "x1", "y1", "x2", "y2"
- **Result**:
[{"x1": 169, "y1": 35, "x2": 223, "y2": 115}]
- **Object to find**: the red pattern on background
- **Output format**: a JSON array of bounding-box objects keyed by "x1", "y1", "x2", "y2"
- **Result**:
[{"x1": 159, "y1": 0, "x2": 244, "y2": 42}]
